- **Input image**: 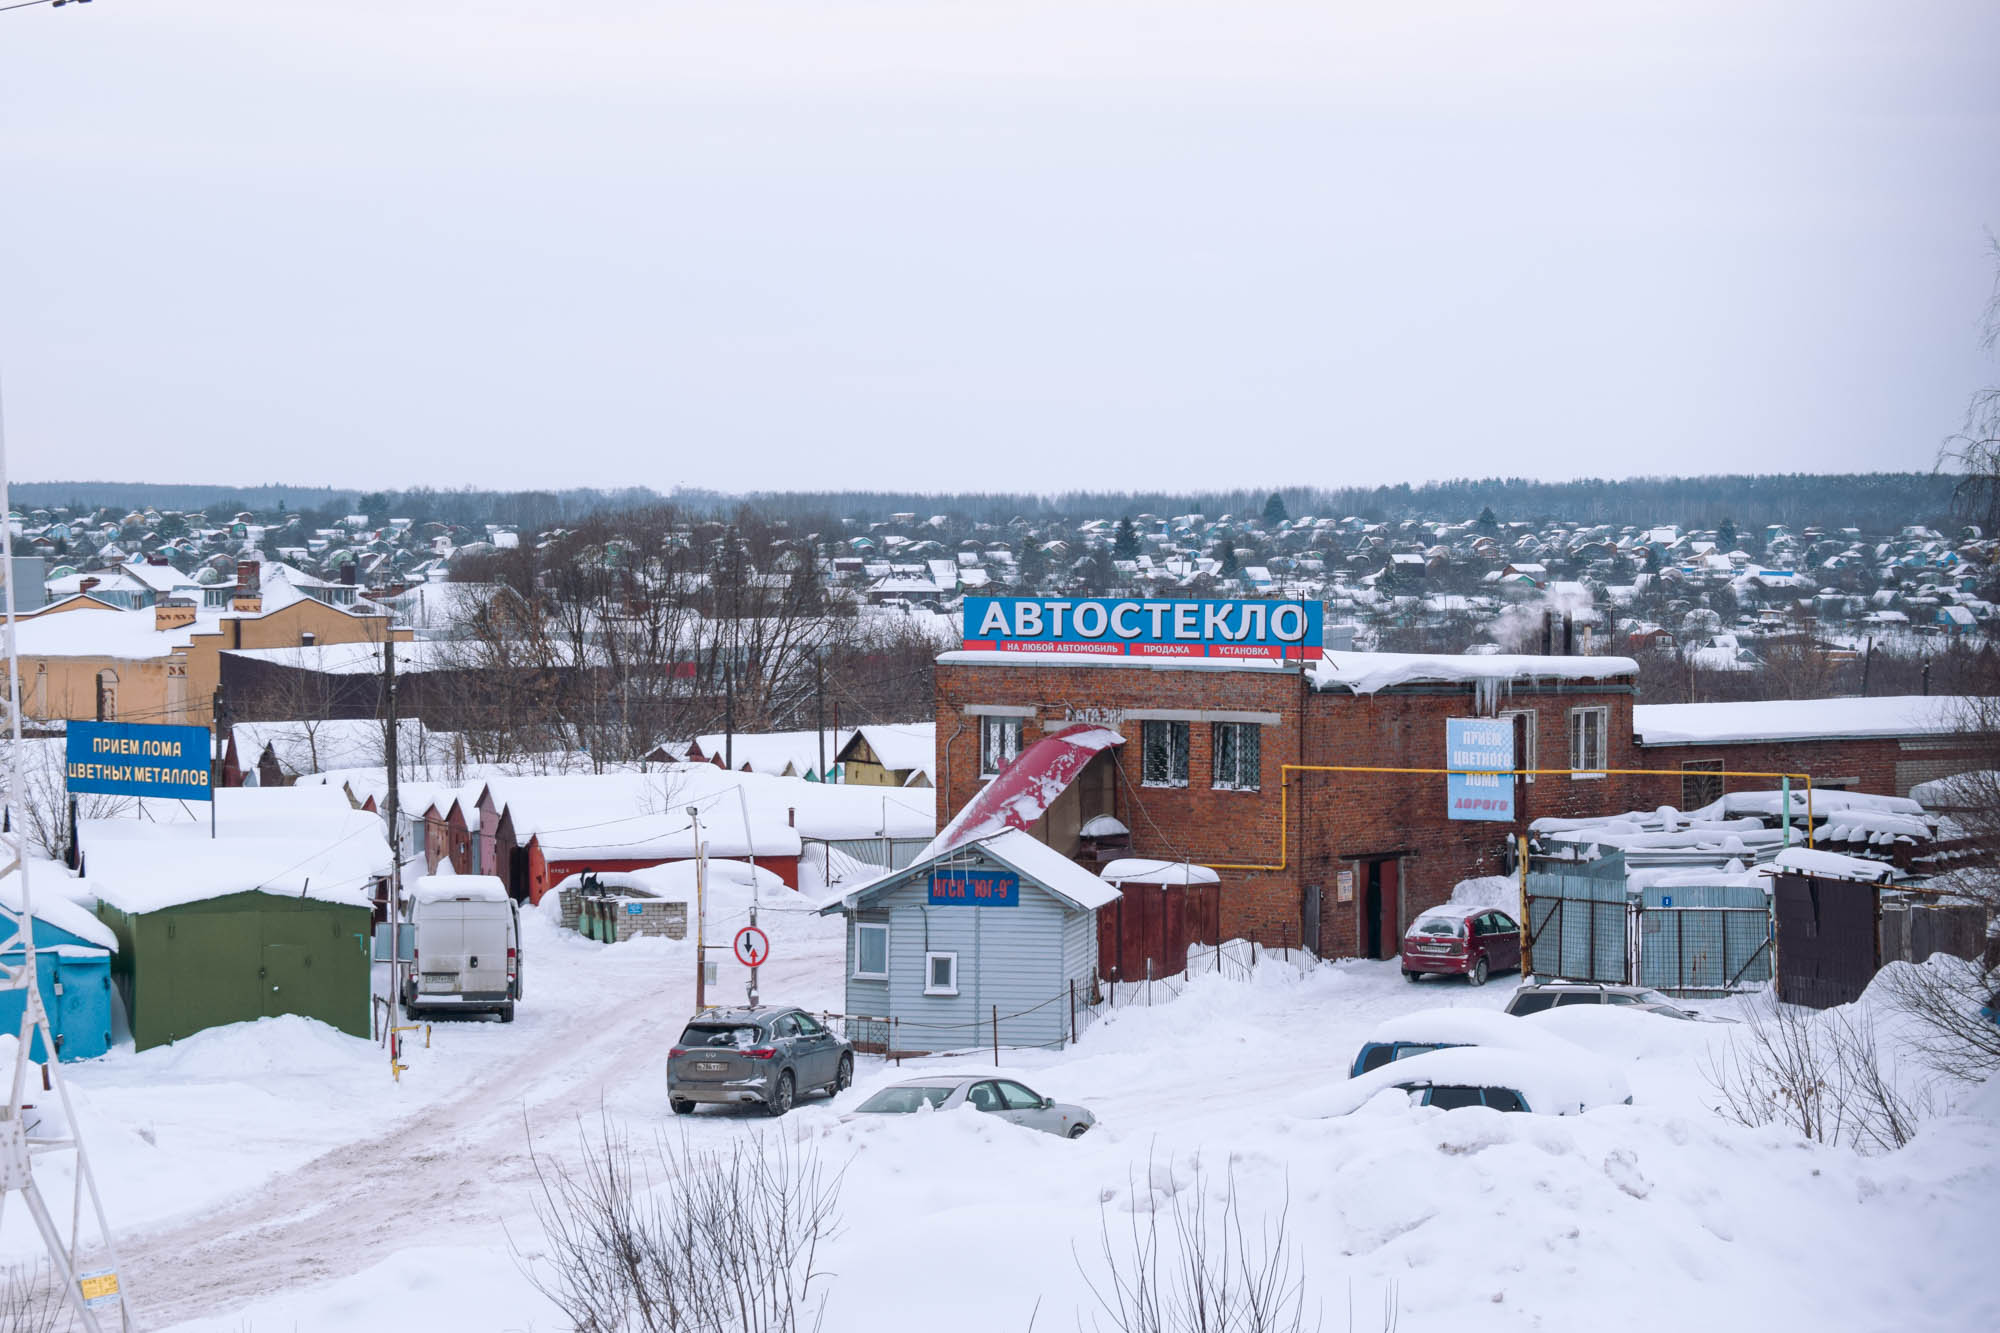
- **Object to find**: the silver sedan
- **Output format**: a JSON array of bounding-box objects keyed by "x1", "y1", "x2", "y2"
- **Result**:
[{"x1": 849, "y1": 1075, "x2": 1096, "y2": 1138}]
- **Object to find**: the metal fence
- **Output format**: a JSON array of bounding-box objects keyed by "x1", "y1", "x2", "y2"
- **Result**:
[
  {"x1": 1636, "y1": 884, "x2": 1771, "y2": 997},
  {"x1": 1525, "y1": 859, "x2": 1630, "y2": 984},
  {"x1": 1528, "y1": 854, "x2": 1775, "y2": 997}
]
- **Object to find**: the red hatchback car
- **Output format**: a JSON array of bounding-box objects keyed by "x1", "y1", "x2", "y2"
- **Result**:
[{"x1": 1402, "y1": 905, "x2": 1522, "y2": 986}]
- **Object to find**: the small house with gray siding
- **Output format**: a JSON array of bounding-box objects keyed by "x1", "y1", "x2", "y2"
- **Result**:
[{"x1": 818, "y1": 829, "x2": 1117, "y2": 1056}]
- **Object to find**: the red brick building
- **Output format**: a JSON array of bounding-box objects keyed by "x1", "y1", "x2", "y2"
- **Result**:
[{"x1": 934, "y1": 649, "x2": 1650, "y2": 961}]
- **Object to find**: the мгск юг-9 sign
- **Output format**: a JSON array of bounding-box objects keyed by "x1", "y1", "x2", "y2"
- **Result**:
[{"x1": 962, "y1": 596, "x2": 1323, "y2": 661}]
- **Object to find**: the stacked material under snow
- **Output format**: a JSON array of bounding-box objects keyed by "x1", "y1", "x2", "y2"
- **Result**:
[
  {"x1": 1769, "y1": 846, "x2": 1896, "y2": 883},
  {"x1": 1632, "y1": 695, "x2": 1972, "y2": 745},
  {"x1": 1099, "y1": 859, "x2": 1220, "y2": 886}
]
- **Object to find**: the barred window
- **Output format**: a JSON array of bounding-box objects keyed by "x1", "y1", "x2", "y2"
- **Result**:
[
  {"x1": 979, "y1": 717, "x2": 1022, "y2": 777},
  {"x1": 1211, "y1": 722, "x2": 1261, "y2": 791},
  {"x1": 1141, "y1": 720, "x2": 1189, "y2": 787},
  {"x1": 1568, "y1": 706, "x2": 1607, "y2": 778},
  {"x1": 1681, "y1": 759, "x2": 1724, "y2": 811}
]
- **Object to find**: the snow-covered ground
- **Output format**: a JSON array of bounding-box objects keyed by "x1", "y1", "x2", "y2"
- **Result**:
[{"x1": 15, "y1": 889, "x2": 1996, "y2": 1331}]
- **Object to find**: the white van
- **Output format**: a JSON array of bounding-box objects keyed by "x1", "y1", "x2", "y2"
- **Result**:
[{"x1": 403, "y1": 874, "x2": 521, "y2": 1022}]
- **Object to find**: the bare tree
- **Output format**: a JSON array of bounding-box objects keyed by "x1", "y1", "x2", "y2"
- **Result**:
[
  {"x1": 1080, "y1": 1154, "x2": 1322, "y2": 1333},
  {"x1": 1703, "y1": 995, "x2": 1936, "y2": 1153},
  {"x1": 520, "y1": 1116, "x2": 842, "y2": 1333},
  {"x1": 1937, "y1": 234, "x2": 2000, "y2": 534}
]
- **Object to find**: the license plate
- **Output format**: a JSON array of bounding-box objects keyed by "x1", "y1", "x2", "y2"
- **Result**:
[
  {"x1": 421, "y1": 976, "x2": 456, "y2": 993},
  {"x1": 1419, "y1": 943, "x2": 1449, "y2": 954},
  {"x1": 697, "y1": 1062, "x2": 727, "y2": 1073}
]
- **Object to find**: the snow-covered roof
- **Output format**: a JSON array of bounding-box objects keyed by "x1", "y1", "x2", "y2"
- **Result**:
[
  {"x1": 232, "y1": 719, "x2": 426, "y2": 779},
  {"x1": 0, "y1": 864, "x2": 119, "y2": 951},
  {"x1": 846, "y1": 724, "x2": 935, "y2": 777},
  {"x1": 1099, "y1": 859, "x2": 1219, "y2": 886},
  {"x1": 693, "y1": 729, "x2": 849, "y2": 778},
  {"x1": 826, "y1": 828, "x2": 1122, "y2": 914},
  {"x1": 1633, "y1": 695, "x2": 1971, "y2": 745},
  {"x1": 1310, "y1": 652, "x2": 1639, "y2": 696},
  {"x1": 82, "y1": 805, "x2": 391, "y2": 914}
]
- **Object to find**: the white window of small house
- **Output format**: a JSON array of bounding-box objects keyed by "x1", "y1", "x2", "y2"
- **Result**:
[
  {"x1": 924, "y1": 951, "x2": 959, "y2": 996},
  {"x1": 979, "y1": 717, "x2": 1022, "y2": 777},
  {"x1": 853, "y1": 923, "x2": 888, "y2": 980},
  {"x1": 1569, "y1": 706, "x2": 1607, "y2": 779},
  {"x1": 1142, "y1": 720, "x2": 1189, "y2": 788},
  {"x1": 1211, "y1": 722, "x2": 1260, "y2": 791}
]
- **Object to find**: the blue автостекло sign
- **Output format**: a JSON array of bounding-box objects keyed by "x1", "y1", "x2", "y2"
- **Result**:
[
  {"x1": 929, "y1": 869, "x2": 1020, "y2": 907},
  {"x1": 65, "y1": 722, "x2": 213, "y2": 801},
  {"x1": 1446, "y1": 717, "x2": 1514, "y2": 822},
  {"x1": 961, "y1": 596, "x2": 1323, "y2": 661}
]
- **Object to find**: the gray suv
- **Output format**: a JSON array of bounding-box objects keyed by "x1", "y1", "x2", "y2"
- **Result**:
[{"x1": 667, "y1": 1006, "x2": 854, "y2": 1117}]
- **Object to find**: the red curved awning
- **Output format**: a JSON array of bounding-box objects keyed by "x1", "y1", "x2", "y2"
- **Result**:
[{"x1": 929, "y1": 722, "x2": 1125, "y2": 855}]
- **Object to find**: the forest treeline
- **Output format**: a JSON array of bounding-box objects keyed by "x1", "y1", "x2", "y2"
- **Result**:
[{"x1": 17, "y1": 471, "x2": 1956, "y2": 534}]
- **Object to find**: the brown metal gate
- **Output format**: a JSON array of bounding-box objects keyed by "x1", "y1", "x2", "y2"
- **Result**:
[
  {"x1": 1773, "y1": 873, "x2": 1878, "y2": 1010},
  {"x1": 1098, "y1": 883, "x2": 1220, "y2": 983}
]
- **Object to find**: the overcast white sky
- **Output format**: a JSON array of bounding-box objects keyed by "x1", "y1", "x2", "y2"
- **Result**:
[{"x1": 2, "y1": 1, "x2": 1996, "y2": 494}]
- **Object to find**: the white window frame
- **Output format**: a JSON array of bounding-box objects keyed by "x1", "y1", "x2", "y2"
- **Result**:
[
  {"x1": 979, "y1": 717, "x2": 1023, "y2": 777},
  {"x1": 1210, "y1": 721, "x2": 1261, "y2": 791},
  {"x1": 852, "y1": 922, "x2": 889, "y2": 980},
  {"x1": 1568, "y1": 706, "x2": 1608, "y2": 780},
  {"x1": 1498, "y1": 708, "x2": 1537, "y2": 783},
  {"x1": 923, "y1": 950, "x2": 959, "y2": 997},
  {"x1": 1141, "y1": 719, "x2": 1190, "y2": 788}
]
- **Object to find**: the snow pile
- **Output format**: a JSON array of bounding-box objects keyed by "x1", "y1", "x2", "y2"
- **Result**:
[
  {"x1": 1447, "y1": 875, "x2": 1519, "y2": 911},
  {"x1": 1099, "y1": 859, "x2": 1220, "y2": 886},
  {"x1": 410, "y1": 873, "x2": 509, "y2": 905},
  {"x1": 1634, "y1": 695, "x2": 1972, "y2": 745},
  {"x1": 1769, "y1": 846, "x2": 1896, "y2": 883}
]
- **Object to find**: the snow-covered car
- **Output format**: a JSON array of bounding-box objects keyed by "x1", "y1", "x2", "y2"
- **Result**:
[
  {"x1": 1402, "y1": 905, "x2": 1521, "y2": 986},
  {"x1": 848, "y1": 1076, "x2": 1096, "y2": 1138},
  {"x1": 1348, "y1": 1006, "x2": 1583, "y2": 1078},
  {"x1": 1505, "y1": 980, "x2": 1727, "y2": 1021},
  {"x1": 1316, "y1": 1047, "x2": 1632, "y2": 1118}
]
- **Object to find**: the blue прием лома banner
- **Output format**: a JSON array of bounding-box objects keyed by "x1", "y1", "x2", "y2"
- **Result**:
[
  {"x1": 1446, "y1": 717, "x2": 1514, "y2": 822},
  {"x1": 65, "y1": 721, "x2": 213, "y2": 801},
  {"x1": 961, "y1": 596, "x2": 1323, "y2": 661},
  {"x1": 929, "y1": 869, "x2": 1019, "y2": 907}
]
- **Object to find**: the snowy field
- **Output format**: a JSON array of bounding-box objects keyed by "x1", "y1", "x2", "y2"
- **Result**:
[{"x1": 15, "y1": 890, "x2": 1997, "y2": 1332}]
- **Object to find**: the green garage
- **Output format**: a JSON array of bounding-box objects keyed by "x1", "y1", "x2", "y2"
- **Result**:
[{"x1": 81, "y1": 808, "x2": 389, "y2": 1051}]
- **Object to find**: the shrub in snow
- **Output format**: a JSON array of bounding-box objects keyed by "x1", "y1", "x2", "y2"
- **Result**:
[{"x1": 522, "y1": 1117, "x2": 840, "y2": 1333}]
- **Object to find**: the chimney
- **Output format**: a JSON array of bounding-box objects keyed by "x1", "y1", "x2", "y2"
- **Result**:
[
  {"x1": 342, "y1": 563, "x2": 357, "y2": 586},
  {"x1": 1541, "y1": 610, "x2": 1554, "y2": 655},
  {"x1": 236, "y1": 559, "x2": 261, "y2": 596},
  {"x1": 787, "y1": 807, "x2": 796, "y2": 828},
  {"x1": 78, "y1": 577, "x2": 99, "y2": 595},
  {"x1": 1562, "y1": 613, "x2": 1575, "y2": 656},
  {"x1": 154, "y1": 598, "x2": 196, "y2": 632}
]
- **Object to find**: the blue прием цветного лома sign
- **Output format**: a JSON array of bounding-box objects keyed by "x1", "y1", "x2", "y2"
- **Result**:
[
  {"x1": 929, "y1": 869, "x2": 1020, "y2": 907},
  {"x1": 961, "y1": 596, "x2": 1323, "y2": 661},
  {"x1": 1446, "y1": 717, "x2": 1514, "y2": 822},
  {"x1": 65, "y1": 721, "x2": 213, "y2": 801}
]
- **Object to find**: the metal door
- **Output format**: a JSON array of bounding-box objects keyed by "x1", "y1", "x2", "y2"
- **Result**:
[{"x1": 1774, "y1": 874, "x2": 1877, "y2": 1009}]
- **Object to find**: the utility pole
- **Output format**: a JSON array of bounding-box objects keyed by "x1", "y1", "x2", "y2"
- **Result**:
[
  {"x1": 737, "y1": 786, "x2": 760, "y2": 1008},
  {"x1": 383, "y1": 630, "x2": 403, "y2": 1015},
  {"x1": 209, "y1": 685, "x2": 226, "y2": 840},
  {"x1": 814, "y1": 650, "x2": 826, "y2": 783},
  {"x1": 688, "y1": 805, "x2": 707, "y2": 1012}
]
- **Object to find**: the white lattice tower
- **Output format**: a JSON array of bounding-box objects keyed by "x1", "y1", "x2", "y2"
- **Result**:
[{"x1": 0, "y1": 378, "x2": 132, "y2": 1330}]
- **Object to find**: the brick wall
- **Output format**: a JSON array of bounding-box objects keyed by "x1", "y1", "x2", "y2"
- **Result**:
[
  {"x1": 1634, "y1": 734, "x2": 1988, "y2": 802},
  {"x1": 936, "y1": 660, "x2": 1644, "y2": 958}
]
